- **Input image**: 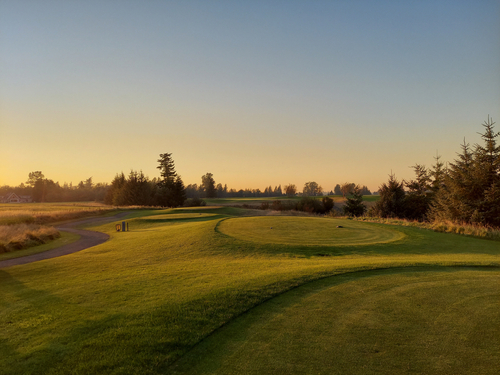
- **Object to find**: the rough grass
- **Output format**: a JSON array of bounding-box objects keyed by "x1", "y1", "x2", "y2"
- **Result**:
[
  {"x1": 0, "y1": 224, "x2": 60, "y2": 253},
  {"x1": 355, "y1": 217, "x2": 500, "y2": 241},
  {"x1": 0, "y1": 207, "x2": 499, "y2": 375},
  {"x1": 0, "y1": 202, "x2": 118, "y2": 225},
  {"x1": 0, "y1": 231, "x2": 80, "y2": 261}
]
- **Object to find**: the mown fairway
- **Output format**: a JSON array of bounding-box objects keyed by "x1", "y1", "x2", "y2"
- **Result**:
[
  {"x1": 1, "y1": 207, "x2": 499, "y2": 374},
  {"x1": 218, "y1": 216, "x2": 404, "y2": 246},
  {"x1": 172, "y1": 268, "x2": 499, "y2": 375}
]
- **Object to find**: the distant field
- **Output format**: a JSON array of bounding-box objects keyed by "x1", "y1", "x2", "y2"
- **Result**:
[
  {"x1": 0, "y1": 202, "x2": 115, "y2": 225},
  {"x1": 1, "y1": 206, "x2": 498, "y2": 374},
  {"x1": 0, "y1": 201, "x2": 109, "y2": 213}
]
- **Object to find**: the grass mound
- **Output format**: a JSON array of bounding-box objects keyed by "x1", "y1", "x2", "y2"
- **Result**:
[{"x1": 217, "y1": 216, "x2": 405, "y2": 246}]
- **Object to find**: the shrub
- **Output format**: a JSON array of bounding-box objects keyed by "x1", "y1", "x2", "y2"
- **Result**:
[
  {"x1": 297, "y1": 197, "x2": 325, "y2": 214},
  {"x1": 183, "y1": 198, "x2": 206, "y2": 207},
  {"x1": 322, "y1": 196, "x2": 334, "y2": 213},
  {"x1": 271, "y1": 200, "x2": 283, "y2": 211},
  {"x1": 0, "y1": 224, "x2": 61, "y2": 252}
]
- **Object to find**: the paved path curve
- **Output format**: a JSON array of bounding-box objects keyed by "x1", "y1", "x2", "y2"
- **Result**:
[{"x1": 0, "y1": 212, "x2": 130, "y2": 269}]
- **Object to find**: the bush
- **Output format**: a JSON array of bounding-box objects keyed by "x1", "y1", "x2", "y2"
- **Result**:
[
  {"x1": 271, "y1": 200, "x2": 283, "y2": 211},
  {"x1": 183, "y1": 198, "x2": 206, "y2": 207},
  {"x1": 322, "y1": 196, "x2": 334, "y2": 213},
  {"x1": 297, "y1": 197, "x2": 326, "y2": 214}
]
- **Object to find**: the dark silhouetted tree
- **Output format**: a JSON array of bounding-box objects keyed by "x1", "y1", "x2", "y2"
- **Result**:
[
  {"x1": 303, "y1": 181, "x2": 323, "y2": 196},
  {"x1": 322, "y1": 196, "x2": 334, "y2": 212},
  {"x1": 343, "y1": 185, "x2": 367, "y2": 217},
  {"x1": 403, "y1": 164, "x2": 432, "y2": 220},
  {"x1": 334, "y1": 184, "x2": 342, "y2": 195},
  {"x1": 284, "y1": 184, "x2": 297, "y2": 197},
  {"x1": 431, "y1": 117, "x2": 500, "y2": 226},
  {"x1": 201, "y1": 173, "x2": 216, "y2": 198},
  {"x1": 371, "y1": 173, "x2": 406, "y2": 218},
  {"x1": 340, "y1": 183, "x2": 354, "y2": 198}
]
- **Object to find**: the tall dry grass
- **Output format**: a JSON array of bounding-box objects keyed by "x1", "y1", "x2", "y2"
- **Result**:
[
  {"x1": 0, "y1": 208, "x2": 114, "y2": 225},
  {"x1": 354, "y1": 216, "x2": 500, "y2": 241},
  {"x1": 0, "y1": 224, "x2": 60, "y2": 253}
]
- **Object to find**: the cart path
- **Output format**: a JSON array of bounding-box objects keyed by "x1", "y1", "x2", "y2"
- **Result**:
[{"x1": 0, "y1": 212, "x2": 131, "y2": 269}]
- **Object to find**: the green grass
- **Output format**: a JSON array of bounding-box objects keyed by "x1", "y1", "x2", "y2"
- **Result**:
[
  {"x1": 0, "y1": 207, "x2": 499, "y2": 374},
  {"x1": 217, "y1": 216, "x2": 405, "y2": 246},
  {"x1": 171, "y1": 267, "x2": 500, "y2": 375}
]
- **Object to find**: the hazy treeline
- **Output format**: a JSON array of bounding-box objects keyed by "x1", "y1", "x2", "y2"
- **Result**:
[
  {"x1": 3, "y1": 169, "x2": 369, "y2": 204},
  {"x1": 372, "y1": 116, "x2": 499, "y2": 227},
  {"x1": 0, "y1": 172, "x2": 108, "y2": 202}
]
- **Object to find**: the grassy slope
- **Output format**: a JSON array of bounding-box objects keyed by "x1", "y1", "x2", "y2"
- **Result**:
[
  {"x1": 0, "y1": 207, "x2": 499, "y2": 374},
  {"x1": 173, "y1": 268, "x2": 500, "y2": 375}
]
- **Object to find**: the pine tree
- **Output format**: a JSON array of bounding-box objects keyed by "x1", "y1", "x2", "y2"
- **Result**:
[
  {"x1": 430, "y1": 117, "x2": 500, "y2": 226},
  {"x1": 157, "y1": 153, "x2": 177, "y2": 183},
  {"x1": 429, "y1": 154, "x2": 446, "y2": 193},
  {"x1": 343, "y1": 185, "x2": 367, "y2": 217},
  {"x1": 474, "y1": 116, "x2": 500, "y2": 225},
  {"x1": 173, "y1": 176, "x2": 187, "y2": 207},
  {"x1": 430, "y1": 140, "x2": 476, "y2": 223},
  {"x1": 155, "y1": 153, "x2": 185, "y2": 207},
  {"x1": 404, "y1": 164, "x2": 432, "y2": 220},
  {"x1": 371, "y1": 173, "x2": 406, "y2": 218}
]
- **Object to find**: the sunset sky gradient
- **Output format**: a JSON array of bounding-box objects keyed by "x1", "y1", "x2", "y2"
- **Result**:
[{"x1": 1, "y1": 0, "x2": 499, "y2": 192}]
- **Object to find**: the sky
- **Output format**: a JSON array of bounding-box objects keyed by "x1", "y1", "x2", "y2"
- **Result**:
[{"x1": 1, "y1": 0, "x2": 499, "y2": 192}]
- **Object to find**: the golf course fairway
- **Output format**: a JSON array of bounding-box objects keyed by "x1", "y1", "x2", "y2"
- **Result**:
[
  {"x1": 171, "y1": 267, "x2": 500, "y2": 375},
  {"x1": 217, "y1": 216, "x2": 405, "y2": 246},
  {"x1": 1, "y1": 207, "x2": 499, "y2": 374}
]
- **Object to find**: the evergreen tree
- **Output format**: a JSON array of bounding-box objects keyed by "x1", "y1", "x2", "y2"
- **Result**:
[
  {"x1": 155, "y1": 153, "x2": 185, "y2": 207},
  {"x1": 173, "y1": 176, "x2": 187, "y2": 207},
  {"x1": 105, "y1": 172, "x2": 126, "y2": 205},
  {"x1": 343, "y1": 185, "x2": 367, "y2": 217},
  {"x1": 474, "y1": 116, "x2": 500, "y2": 225},
  {"x1": 404, "y1": 164, "x2": 432, "y2": 220},
  {"x1": 157, "y1": 153, "x2": 177, "y2": 183},
  {"x1": 371, "y1": 173, "x2": 406, "y2": 218},
  {"x1": 430, "y1": 117, "x2": 500, "y2": 226},
  {"x1": 429, "y1": 154, "x2": 446, "y2": 193}
]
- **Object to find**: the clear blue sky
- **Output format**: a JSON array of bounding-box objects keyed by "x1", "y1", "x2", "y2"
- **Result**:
[{"x1": 1, "y1": 0, "x2": 499, "y2": 192}]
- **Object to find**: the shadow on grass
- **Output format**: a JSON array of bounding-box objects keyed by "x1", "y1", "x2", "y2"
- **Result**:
[
  {"x1": 134, "y1": 214, "x2": 228, "y2": 226},
  {"x1": 0, "y1": 270, "x2": 71, "y2": 375},
  {"x1": 168, "y1": 266, "x2": 500, "y2": 374}
]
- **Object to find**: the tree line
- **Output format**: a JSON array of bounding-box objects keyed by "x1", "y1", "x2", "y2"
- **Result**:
[
  {"x1": 0, "y1": 172, "x2": 108, "y2": 202},
  {"x1": 372, "y1": 116, "x2": 499, "y2": 227},
  {"x1": 3, "y1": 116, "x2": 496, "y2": 228}
]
